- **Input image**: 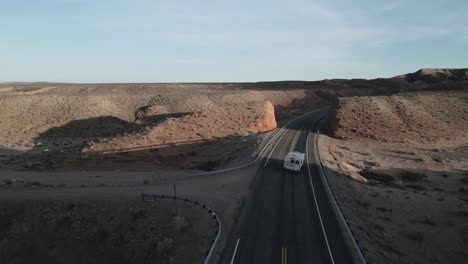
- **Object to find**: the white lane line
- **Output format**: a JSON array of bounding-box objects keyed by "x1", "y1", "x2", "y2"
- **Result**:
[
  {"x1": 264, "y1": 126, "x2": 291, "y2": 167},
  {"x1": 230, "y1": 238, "x2": 240, "y2": 264},
  {"x1": 315, "y1": 130, "x2": 367, "y2": 264},
  {"x1": 263, "y1": 109, "x2": 324, "y2": 167},
  {"x1": 284, "y1": 247, "x2": 288, "y2": 264},
  {"x1": 289, "y1": 126, "x2": 303, "y2": 153},
  {"x1": 305, "y1": 128, "x2": 335, "y2": 264}
]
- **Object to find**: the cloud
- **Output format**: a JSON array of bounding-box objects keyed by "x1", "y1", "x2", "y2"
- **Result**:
[
  {"x1": 373, "y1": 1, "x2": 402, "y2": 13},
  {"x1": 461, "y1": 34, "x2": 468, "y2": 43},
  {"x1": 366, "y1": 40, "x2": 385, "y2": 48},
  {"x1": 47, "y1": 0, "x2": 91, "y2": 4},
  {"x1": 174, "y1": 59, "x2": 217, "y2": 65},
  {"x1": 2, "y1": 0, "x2": 467, "y2": 82},
  {"x1": 405, "y1": 26, "x2": 451, "y2": 40}
]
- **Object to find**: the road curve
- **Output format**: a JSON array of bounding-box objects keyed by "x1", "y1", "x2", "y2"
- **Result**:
[{"x1": 222, "y1": 109, "x2": 354, "y2": 264}]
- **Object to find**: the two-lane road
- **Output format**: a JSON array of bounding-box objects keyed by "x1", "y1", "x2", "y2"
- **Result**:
[{"x1": 224, "y1": 109, "x2": 353, "y2": 264}]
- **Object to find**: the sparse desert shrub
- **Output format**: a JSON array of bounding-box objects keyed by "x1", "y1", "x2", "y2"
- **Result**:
[
  {"x1": 376, "y1": 207, "x2": 392, "y2": 213},
  {"x1": 405, "y1": 231, "x2": 424, "y2": 243},
  {"x1": 172, "y1": 216, "x2": 189, "y2": 232},
  {"x1": 360, "y1": 170, "x2": 395, "y2": 183},
  {"x1": 405, "y1": 184, "x2": 426, "y2": 191},
  {"x1": 400, "y1": 170, "x2": 424, "y2": 182},
  {"x1": 196, "y1": 160, "x2": 220, "y2": 171},
  {"x1": 456, "y1": 210, "x2": 468, "y2": 217},
  {"x1": 157, "y1": 237, "x2": 174, "y2": 256},
  {"x1": 97, "y1": 228, "x2": 109, "y2": 241},
  {"x1": 422, "y1": 217, "x2": 436, "y2": 226},
  {"x1": 132, "y1": 209, "x2": 147, "y2": 220}
]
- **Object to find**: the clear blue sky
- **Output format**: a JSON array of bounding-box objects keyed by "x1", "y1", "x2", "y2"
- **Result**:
[{"x1": 1, "y1": 0, "x2": 467, "y2": 82}]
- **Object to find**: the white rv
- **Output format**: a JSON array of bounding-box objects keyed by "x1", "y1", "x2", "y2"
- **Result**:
[{"x1": 283, "y1": 151, "x2": 305, "y2": 172}]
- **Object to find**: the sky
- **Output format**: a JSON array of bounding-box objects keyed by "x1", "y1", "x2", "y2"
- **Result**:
[{"x1": 1, "y1": 0, "x2": 467, "y2": 82}]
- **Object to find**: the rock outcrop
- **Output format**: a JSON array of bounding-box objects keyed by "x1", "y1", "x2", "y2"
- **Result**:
[
  {"x1": 85, "y1": 100, "x2": 277, "y2": 153},
  {"x1": 247, "y1": 100, "x2": 277, "y2": 133},
  {"x1": 134, "y1": 105, "x2": 168, "y2": 121},
  {"x1": 397, "y1": 68, "x2": 468, "y2": 82}
]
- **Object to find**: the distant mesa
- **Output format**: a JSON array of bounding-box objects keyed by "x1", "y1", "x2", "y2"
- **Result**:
[{"x1": 396, "y1": 68, "x2": 468, "y2": 83}]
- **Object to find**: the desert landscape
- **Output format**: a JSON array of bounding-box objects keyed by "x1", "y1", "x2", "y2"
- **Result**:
[
  {"x1": 321, "y1": 89, "x2": 468, "y2": 263},
  {"x1": 1, "y1": 68, "x2": 467, "y2": 264},
  {"x1": 0, "y1": 196, "x2": 216, "y2": 264}
]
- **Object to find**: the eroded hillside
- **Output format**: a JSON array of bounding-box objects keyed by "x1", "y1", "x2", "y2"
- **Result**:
[
  {"x1": 321, "y1": 90, "x2": 468, "y2": 263},
  {"x1": 0, "y1": 70, "x2": 466, "y2": 172},
  {"x1": 329, "y1": 92, "x2": 468, "y2": 146}
]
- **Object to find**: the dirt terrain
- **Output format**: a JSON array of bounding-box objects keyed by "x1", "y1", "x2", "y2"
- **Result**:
[
  {"x1": 1, "y1": 68, "x2": 467, "y2": 263},
  {"x1": 321, "y1": 88, "x2": 468, "y2": 263},
  {"x1": 0, "y1": 197, "x2": 215, "y2": 264},
  {"x1": 1, "y1": 71, "x2": 466, "y2": 172},
  {"x1": 0, "y1": 84, "x2": 318, "y2": 171}
]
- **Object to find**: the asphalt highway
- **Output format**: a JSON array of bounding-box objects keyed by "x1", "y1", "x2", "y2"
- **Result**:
[{"x1": 224, "y1": 109, "x2": 353, "y2": 264}]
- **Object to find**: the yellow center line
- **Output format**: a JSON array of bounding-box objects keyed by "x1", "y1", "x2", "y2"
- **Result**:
[
  {"x1": 285, "y1": 247, "x2": 288, "y2": 264},
  {"x1": 281, "y1": 247, "x2": 288, "y2": 264},
  {"x1": 281, "y1": 248, "x2": 284, "y2": 264}
]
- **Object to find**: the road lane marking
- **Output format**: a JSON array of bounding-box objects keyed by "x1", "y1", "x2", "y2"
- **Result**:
[
  {"x1": 263, "y1": 108, "x2": 326, "y2": 168},
  {"x1": 264, "y1": 115, "x2": 309, "y2": 167},
  {"x1": 285, "y1": 247, "x2": 287, "y2": 264},
  {"x1": 289, "y1": 125, "x2": 304, "y2": 153},
  {"x1": 315, "y1": 130, "x2": 367, "y2": 264},
  {"x1": 281, "y1": 247, "x2": 286, "y2": 264},
  {"x1": 305, "y1": 128, "x2": 335, "y2": 264},
  {"x1": 264, "y1": 126, "x2": 290, "y2": 167},
  {"x1": 230, "y1": 238, "x2": 240, "y2": 264}
]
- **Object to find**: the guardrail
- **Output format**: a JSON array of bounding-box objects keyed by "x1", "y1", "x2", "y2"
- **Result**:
[
  {"x1": 315, "y1": 131, "x2": 367, "y2": 264},
  {"x1": 140, "y1": 193, "x2": 221, "y2": 264},
  {"x1": 305, "y1": 127, "x2": 335, "y2": 263}
]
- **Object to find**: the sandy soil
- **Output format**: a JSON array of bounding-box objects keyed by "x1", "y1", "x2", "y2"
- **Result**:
[{"x1": 321, "y1": 90, "x2": 468, "y2": 263}]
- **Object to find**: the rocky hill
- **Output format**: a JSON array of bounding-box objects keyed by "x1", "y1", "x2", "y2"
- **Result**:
[
  {"x1": 85, "y1": 100, "x2": 277, "y2": 153},
  {"x1": 329, "y1": 91, "x2": 468, "y2": 146},
  {"x1": 0, "y1": 68, "x2": 466, "y2": 170},
  {"x1": 397, "y1": 68, "x2": 468, "y2": 83}
]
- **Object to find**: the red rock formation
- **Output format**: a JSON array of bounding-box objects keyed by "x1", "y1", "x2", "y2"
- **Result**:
[{"x1": 248, "y1": 101, "x2": 277, "y2": 133}]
